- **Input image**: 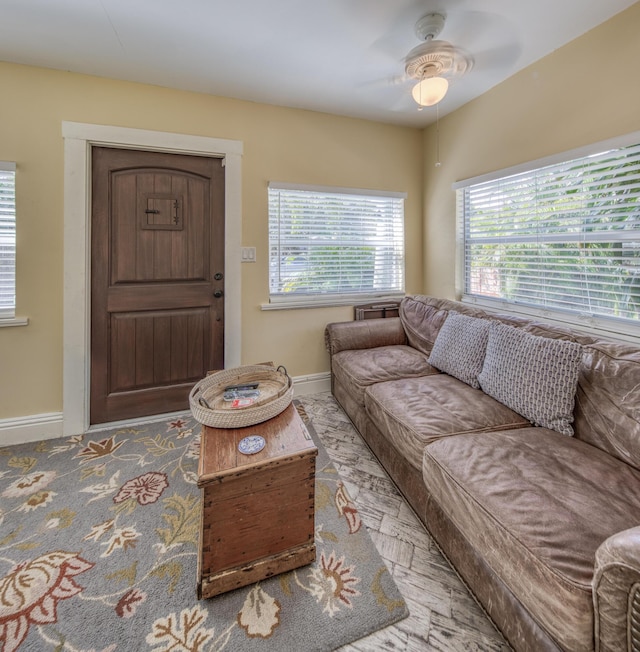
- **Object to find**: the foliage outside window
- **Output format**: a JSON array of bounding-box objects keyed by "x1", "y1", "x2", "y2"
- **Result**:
[
  {"x1": 268, "y1": 183, "x2": 405, "y2": 306},
  {"x1": 0, "y1": 162, "x2": 16, "y2": 319},
  {"x1": 457, "y1": 139, "x2": 640, "y2": 331}
]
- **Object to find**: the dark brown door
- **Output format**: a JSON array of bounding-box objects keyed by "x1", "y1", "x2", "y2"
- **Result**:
[{"x1": 90, "y1": 147, "x2": 225, "y2": 424}]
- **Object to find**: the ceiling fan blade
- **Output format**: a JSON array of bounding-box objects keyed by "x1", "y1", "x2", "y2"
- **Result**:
[
  {"x1": 389, "y1": 90, "x2": 420, "y2": 113},
  {"x1": 357, "y1": 73, "x2": 410, "y2": 90},
  {"x1": 473, "y1": 43, "x2": 523, "y2": 73},
  {"x1": 367, "y1": 4, "x2": 426, "y2": 60},
  {"x1": 446, "y1": 10, "x2": 521, "y2": 71}
]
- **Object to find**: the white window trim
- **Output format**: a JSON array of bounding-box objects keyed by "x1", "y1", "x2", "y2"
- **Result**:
[
  {"x1": 267, "y1": 182, "x2": 406, "y2": 309},
  {"x1": 261, "y1": 292, "x2": 405, "y2": 311},
  {"x1": 0, "y1": 317, "x2": 28, "y2": 328},
  {"x1": 0, "y1": 162, "x2": 25, "y2": 325},
  {"x1": 452, "y1": 129, "x2": 640, "y2": 190},
  {"x1": 463, "y1": 295, "x2": 640, "y2": 345},
  {"x1": 269, "y1": 181, "x2": 407, "y2": 200},
  {"x1": 454, "y1": 129, "x2": 640, "y2": 343}
]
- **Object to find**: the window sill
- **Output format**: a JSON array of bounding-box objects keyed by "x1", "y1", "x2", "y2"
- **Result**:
[
  {"x1": 462, "y1": 295, "x2": 640, "y2": 344},
  {"x1": 0, "y1": 316, "x2": 29, "y2": 328},
  {"x1": 261, "y1": 294, "x2": 405, "y2": 311}
]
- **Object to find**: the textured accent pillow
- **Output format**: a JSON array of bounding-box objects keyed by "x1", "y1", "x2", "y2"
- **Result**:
[
  {"x1": 477, "y1": 322, "x2": 583, "y2": 436},
  {"x1": 427, "y1": 311, "x2": 491, "y2": 389}
]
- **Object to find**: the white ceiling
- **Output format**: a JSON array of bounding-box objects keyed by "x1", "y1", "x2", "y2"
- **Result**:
[{"x1": 1, "y1": 0, "x2": 637, "y2": 128}]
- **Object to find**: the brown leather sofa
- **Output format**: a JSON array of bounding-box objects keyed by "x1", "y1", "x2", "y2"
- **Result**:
[{"x1": 325, "y1": 294, "x2": 640, "y2": 652}]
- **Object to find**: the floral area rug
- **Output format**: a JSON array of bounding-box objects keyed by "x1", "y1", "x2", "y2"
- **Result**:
[{"x1": 0, "y1": 401, "x2": 408, "y2": 651}]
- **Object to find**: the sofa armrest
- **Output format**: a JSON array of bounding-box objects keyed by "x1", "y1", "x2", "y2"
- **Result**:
[
  {"x1": 325, "y1": 318, "x2": 407, "y2": 356},
  {"x1": 593, "y1": 526, "x2": 640, "y2": 652}
]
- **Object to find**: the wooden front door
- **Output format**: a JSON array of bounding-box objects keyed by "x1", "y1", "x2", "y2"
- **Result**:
[{"x1": 90, "y1": 147, "x2": 225, "y2": 425}]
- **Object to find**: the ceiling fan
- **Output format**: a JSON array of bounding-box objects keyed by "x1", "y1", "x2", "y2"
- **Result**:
[{"x1": 404, "y1": 13, "x2": 474, "y2": 108}]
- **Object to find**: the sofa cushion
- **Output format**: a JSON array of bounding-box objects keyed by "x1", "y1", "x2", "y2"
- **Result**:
[
  {"x1": 428, "y1": 311, "x2": 491, "y2": 389},
  {"x1": 399, "y1": 295, "x2": 449, "y2": 355},
  {"x1": 478, "y1": 321, "x2": 582, "y2": 435},
  {"x1": 332, "y1": 345, "x2": 437, "y2": 407},
  {"x1": 364, "y1": 375, "x2": 528, "y2": 471},
  {"x1": 573, "y1": 339, "x2": 640, "y2": 472},
  {"x1": 399, "y1": 294, "x2": 528, "y2": 357},
  {"x1": 422, "y1": 428, "x2": 640, "y2": 651}
]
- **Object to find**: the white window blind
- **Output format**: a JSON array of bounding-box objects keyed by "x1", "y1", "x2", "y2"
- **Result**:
[
  {"x1": 0, "y1": 162, "x2": 16, "y2": 319},
  {"x1": 459, "y1": 142, "x2": 640, "y2": 327},
  {"x1": 268, "y1": 183, "x2": 405, "y2": 304}
]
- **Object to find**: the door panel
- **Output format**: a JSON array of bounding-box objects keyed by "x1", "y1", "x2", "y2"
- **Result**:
[
  {"x1": 91, "y1": 147, "x2": 224, "y2": 424},
  {"x1": 112, "y1": 171, "x2": 207, "y2": 282},
  {"x1": 109, "y1": 309, "x2": 208, "y2": 393}
]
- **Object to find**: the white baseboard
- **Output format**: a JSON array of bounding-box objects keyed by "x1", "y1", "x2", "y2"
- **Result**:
[
  {"x1": 292, "y1": 372, "x2": 331, "y2": 396},
  {"x1": 0, "y1": 372, "x2": 332, "y2": 447},
  {"x1": 0, "y1": 412, "x2": 64, "y2": 447}
]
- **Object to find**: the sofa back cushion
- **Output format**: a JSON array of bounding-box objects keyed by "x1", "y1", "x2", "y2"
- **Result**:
[
  {"x1": 399, "y1": 295, "x2": 526, "y2": 355},
  {"x1": 518, "y1": 321, "x2": 640, "y2": 471},
  {"x1": 573, "y1": 340, "x2": 640, "y2": 472},
  {"x1": 400, "y1": 295, "x2": 640, "y2": 471},
  {"x1": 399, "y1": 296, "x2": 449, "y2": 355}
]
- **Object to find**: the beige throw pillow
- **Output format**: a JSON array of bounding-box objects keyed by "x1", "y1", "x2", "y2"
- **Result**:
[
  {"x1": 428, "y1": 312, "x2": 491, "y2": 389},
  {"x1": 477, "y1": 322, "x2": 583, "y2": 436}
]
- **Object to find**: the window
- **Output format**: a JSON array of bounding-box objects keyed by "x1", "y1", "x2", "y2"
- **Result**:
[
  {"x1": 456, "y1": 136, "x2": 640, "y2": 333},
  {"x1": 268, "y1": 183, "x2": 405, "y2": 307},
  {"x1": 0, "y1": 162, "x2": 16, "y2": 319}
]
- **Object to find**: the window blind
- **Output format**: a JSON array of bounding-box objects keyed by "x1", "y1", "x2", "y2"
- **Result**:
[
  {"x1": 0, "y1": 163, "x2": 16, "y2": 318},
  {"x1": 460, "y1": 142, "x2": 640, "y2": 324},
  {"x1": 268, "y1": 184, "x2": 405, "y2": 301}
]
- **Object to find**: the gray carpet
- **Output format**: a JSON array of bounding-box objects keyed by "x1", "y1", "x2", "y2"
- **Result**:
[{"x1": 0, "y1": 402, "x2": 408, "y2": 651}]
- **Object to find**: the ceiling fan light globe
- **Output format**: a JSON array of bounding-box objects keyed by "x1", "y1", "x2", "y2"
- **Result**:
[{"x1": 412, "y1": 76, "x2": 449, "y2": 107}]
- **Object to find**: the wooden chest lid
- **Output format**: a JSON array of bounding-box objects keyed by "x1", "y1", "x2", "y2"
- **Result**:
[{"x1": 197, "y1": 404, "x2": 317, "y2": 485}]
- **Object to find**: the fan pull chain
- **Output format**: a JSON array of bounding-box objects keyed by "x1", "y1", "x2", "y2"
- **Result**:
[{"x1": 435, "y1": 103, "x2": 442, "y2": 168}]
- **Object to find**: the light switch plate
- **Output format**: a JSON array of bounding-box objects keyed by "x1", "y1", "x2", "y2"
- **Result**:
[{"x1": 241, "y1": 246, "x2": 256, "y2": 262}]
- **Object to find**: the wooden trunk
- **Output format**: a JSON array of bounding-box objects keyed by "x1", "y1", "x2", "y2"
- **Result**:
[{"x1": 197, "y1": 404, "x2": 317, "y2": 598}]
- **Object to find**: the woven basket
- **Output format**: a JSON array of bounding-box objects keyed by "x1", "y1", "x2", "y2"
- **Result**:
[{"x1": 189, "y1": 365, "x2": 293, "y2": 428}]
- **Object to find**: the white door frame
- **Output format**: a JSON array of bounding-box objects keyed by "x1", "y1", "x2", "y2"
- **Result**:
[{"x1": 62, "y1": 122, "x2": 243, "y2": 435}]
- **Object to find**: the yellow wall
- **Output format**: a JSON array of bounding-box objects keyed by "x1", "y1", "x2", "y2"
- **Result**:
[
  {"x1": 4, "y1": 1, "x2": 639, "y2": 422},
  {"x1": 423, "y1": 2, "x2": 640, "y2": 298},
  {"x1": 0, "y1": 63, "x2": 423, "y2": 419}
]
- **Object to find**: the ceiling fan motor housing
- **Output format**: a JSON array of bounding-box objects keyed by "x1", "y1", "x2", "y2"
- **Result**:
[
  {"x1": 405, "y1": 14, "x2": 474, "y2": 82},
  {"x1": 415, "y1": 13, "x2": 446, "y2": 41}
]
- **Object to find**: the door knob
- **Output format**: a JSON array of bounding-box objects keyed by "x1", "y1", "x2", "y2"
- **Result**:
[{"x1": 213, "y1": 290, "x2": 224, "y2": 298}]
